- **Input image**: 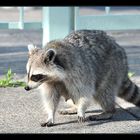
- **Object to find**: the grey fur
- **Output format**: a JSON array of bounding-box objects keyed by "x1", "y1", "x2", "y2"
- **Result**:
[{"x1": 25, "y1": 30, "x2": 140, "y2": 126}]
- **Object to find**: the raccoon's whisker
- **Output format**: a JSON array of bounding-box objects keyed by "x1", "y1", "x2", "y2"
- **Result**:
[{"x1": 28, "y1": 64, "x2": 32, "y2": 81}]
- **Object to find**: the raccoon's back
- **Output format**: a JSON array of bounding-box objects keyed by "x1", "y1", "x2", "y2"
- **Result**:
[
  {"x1": 63, "y1": 29, "x2": 115, "y2": 49},
  {"x1": 64, "y1": 29, "x2": 128, "y2": 71}
]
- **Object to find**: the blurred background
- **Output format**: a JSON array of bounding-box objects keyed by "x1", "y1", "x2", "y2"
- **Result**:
[
  {"x1": 0, "y1": 7, "x2": 42, "y2": 21},
  {"x1": 0, "y1": 7, "x2": 140, "y2": 81},
  {"x1": 0, "y1": 7, "x2": 42, "y2": 77}
]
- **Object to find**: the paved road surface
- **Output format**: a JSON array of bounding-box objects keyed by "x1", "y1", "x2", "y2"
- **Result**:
[
  {"x1": 1, "y1": 7, "x2": 140, "y2": 134},
  {"x1": 0, "y1": 29, "x2": 140, "y2": 133}
]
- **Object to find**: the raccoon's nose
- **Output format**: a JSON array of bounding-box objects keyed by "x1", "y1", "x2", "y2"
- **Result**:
[{"x1": 24, "y1": 86, "x2": 30, "y2": 91}]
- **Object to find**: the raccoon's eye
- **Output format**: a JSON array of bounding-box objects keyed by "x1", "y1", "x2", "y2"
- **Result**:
[{"x1": 30, "y1": 74, "x2": 44, "y2": 82}]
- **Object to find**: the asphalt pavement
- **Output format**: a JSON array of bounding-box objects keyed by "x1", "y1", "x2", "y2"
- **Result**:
[
  {"x1": 1, "y1": 7, "x2": 140, "y2": 134},
  {"x1": 0, "y1": 29, "x2": 140, "y2": 133}
]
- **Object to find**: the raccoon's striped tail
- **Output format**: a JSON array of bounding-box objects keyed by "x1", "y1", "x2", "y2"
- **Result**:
[{"x1": 118, "y1": 78, "x2": 140, "y2": 107}]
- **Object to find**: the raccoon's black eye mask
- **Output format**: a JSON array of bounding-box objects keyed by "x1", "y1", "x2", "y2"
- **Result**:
[{"x1": 30, "y1": 74, "x2": 47, "y2": 82}]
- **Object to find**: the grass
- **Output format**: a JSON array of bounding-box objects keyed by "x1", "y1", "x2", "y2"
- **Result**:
[
  {"x1": 128, "y1": 72, "x2": 135, "y2": 78},
  {"x1": 0, "y1": 68, "x2": 26, "y2": 87}
]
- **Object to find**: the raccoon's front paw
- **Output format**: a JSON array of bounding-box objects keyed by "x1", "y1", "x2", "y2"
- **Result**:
[
  {"x1": 78, "y1": 116, "x2": 85, "y2": 123},
  {"x1": 40, "y1": 121, "x2": 54, "y2": 127}
]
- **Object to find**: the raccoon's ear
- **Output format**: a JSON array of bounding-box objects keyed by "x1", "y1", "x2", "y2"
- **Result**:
[
  {"x1": 27, "y1": 44, "x2": 36, "y2": 54},
  {"x1": 45, "y1": 49, "x2": 56, "y2": 63}
]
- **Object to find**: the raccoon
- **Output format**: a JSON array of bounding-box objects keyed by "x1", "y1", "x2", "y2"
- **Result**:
[{"x1": 25, "y1": 30, "x2": 140, "y2": 127}]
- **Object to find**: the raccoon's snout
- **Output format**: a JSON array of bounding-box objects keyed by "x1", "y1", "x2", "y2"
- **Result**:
[{"x1": 24, "y1": 86, "x2": 31, "y2": 91}]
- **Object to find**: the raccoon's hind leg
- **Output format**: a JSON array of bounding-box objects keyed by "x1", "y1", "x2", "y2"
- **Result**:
[
  {"x1": 58, "y1": 99, "x2": 77, "y2": 115},
  {"x1": 77, "y1": 97, "x2": 90, "y2": 123},
  {"x1": 89, "y1": 89, "x2": 116, "y2": 121},
  {"x1": 59, "y1": 107, "x2": 77, "y2": 115}
]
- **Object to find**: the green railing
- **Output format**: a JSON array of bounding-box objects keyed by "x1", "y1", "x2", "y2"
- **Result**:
[
  {"x1": 0, "y1": 7, "x2": 140, "y2": 46},
  {"x1": 42, "y1": 7, "x2": 140, "y2": 46},
  {"x1": 0, "y1": 7, "x2": 42, "y2": 29},
  {"x1": 75, "y1": 7, "x2": 140, "y2": 30}
]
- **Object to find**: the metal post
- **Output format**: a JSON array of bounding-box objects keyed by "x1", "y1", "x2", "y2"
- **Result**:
[
  {"x1": 42, "y1": 7, "x2": 74, "y2": 47},
  {"x1": 19, "y1": 7, "x2": 24, "y2": 29},
  {"x1": 105, "y1": 7, "x2": 110, "y2": 14}
]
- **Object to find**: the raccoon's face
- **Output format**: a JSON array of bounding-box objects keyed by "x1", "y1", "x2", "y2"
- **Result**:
[{"x1": 24, "y1": 44, "x2": 66, "y2": 91}]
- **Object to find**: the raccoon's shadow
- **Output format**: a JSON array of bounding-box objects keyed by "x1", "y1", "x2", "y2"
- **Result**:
[
  {"x1": 87, "y1": 106, "x2": 140, "y2": 126},
  {"x1": 54, "y1": 106, "x2": 140, "y2": 127}
]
